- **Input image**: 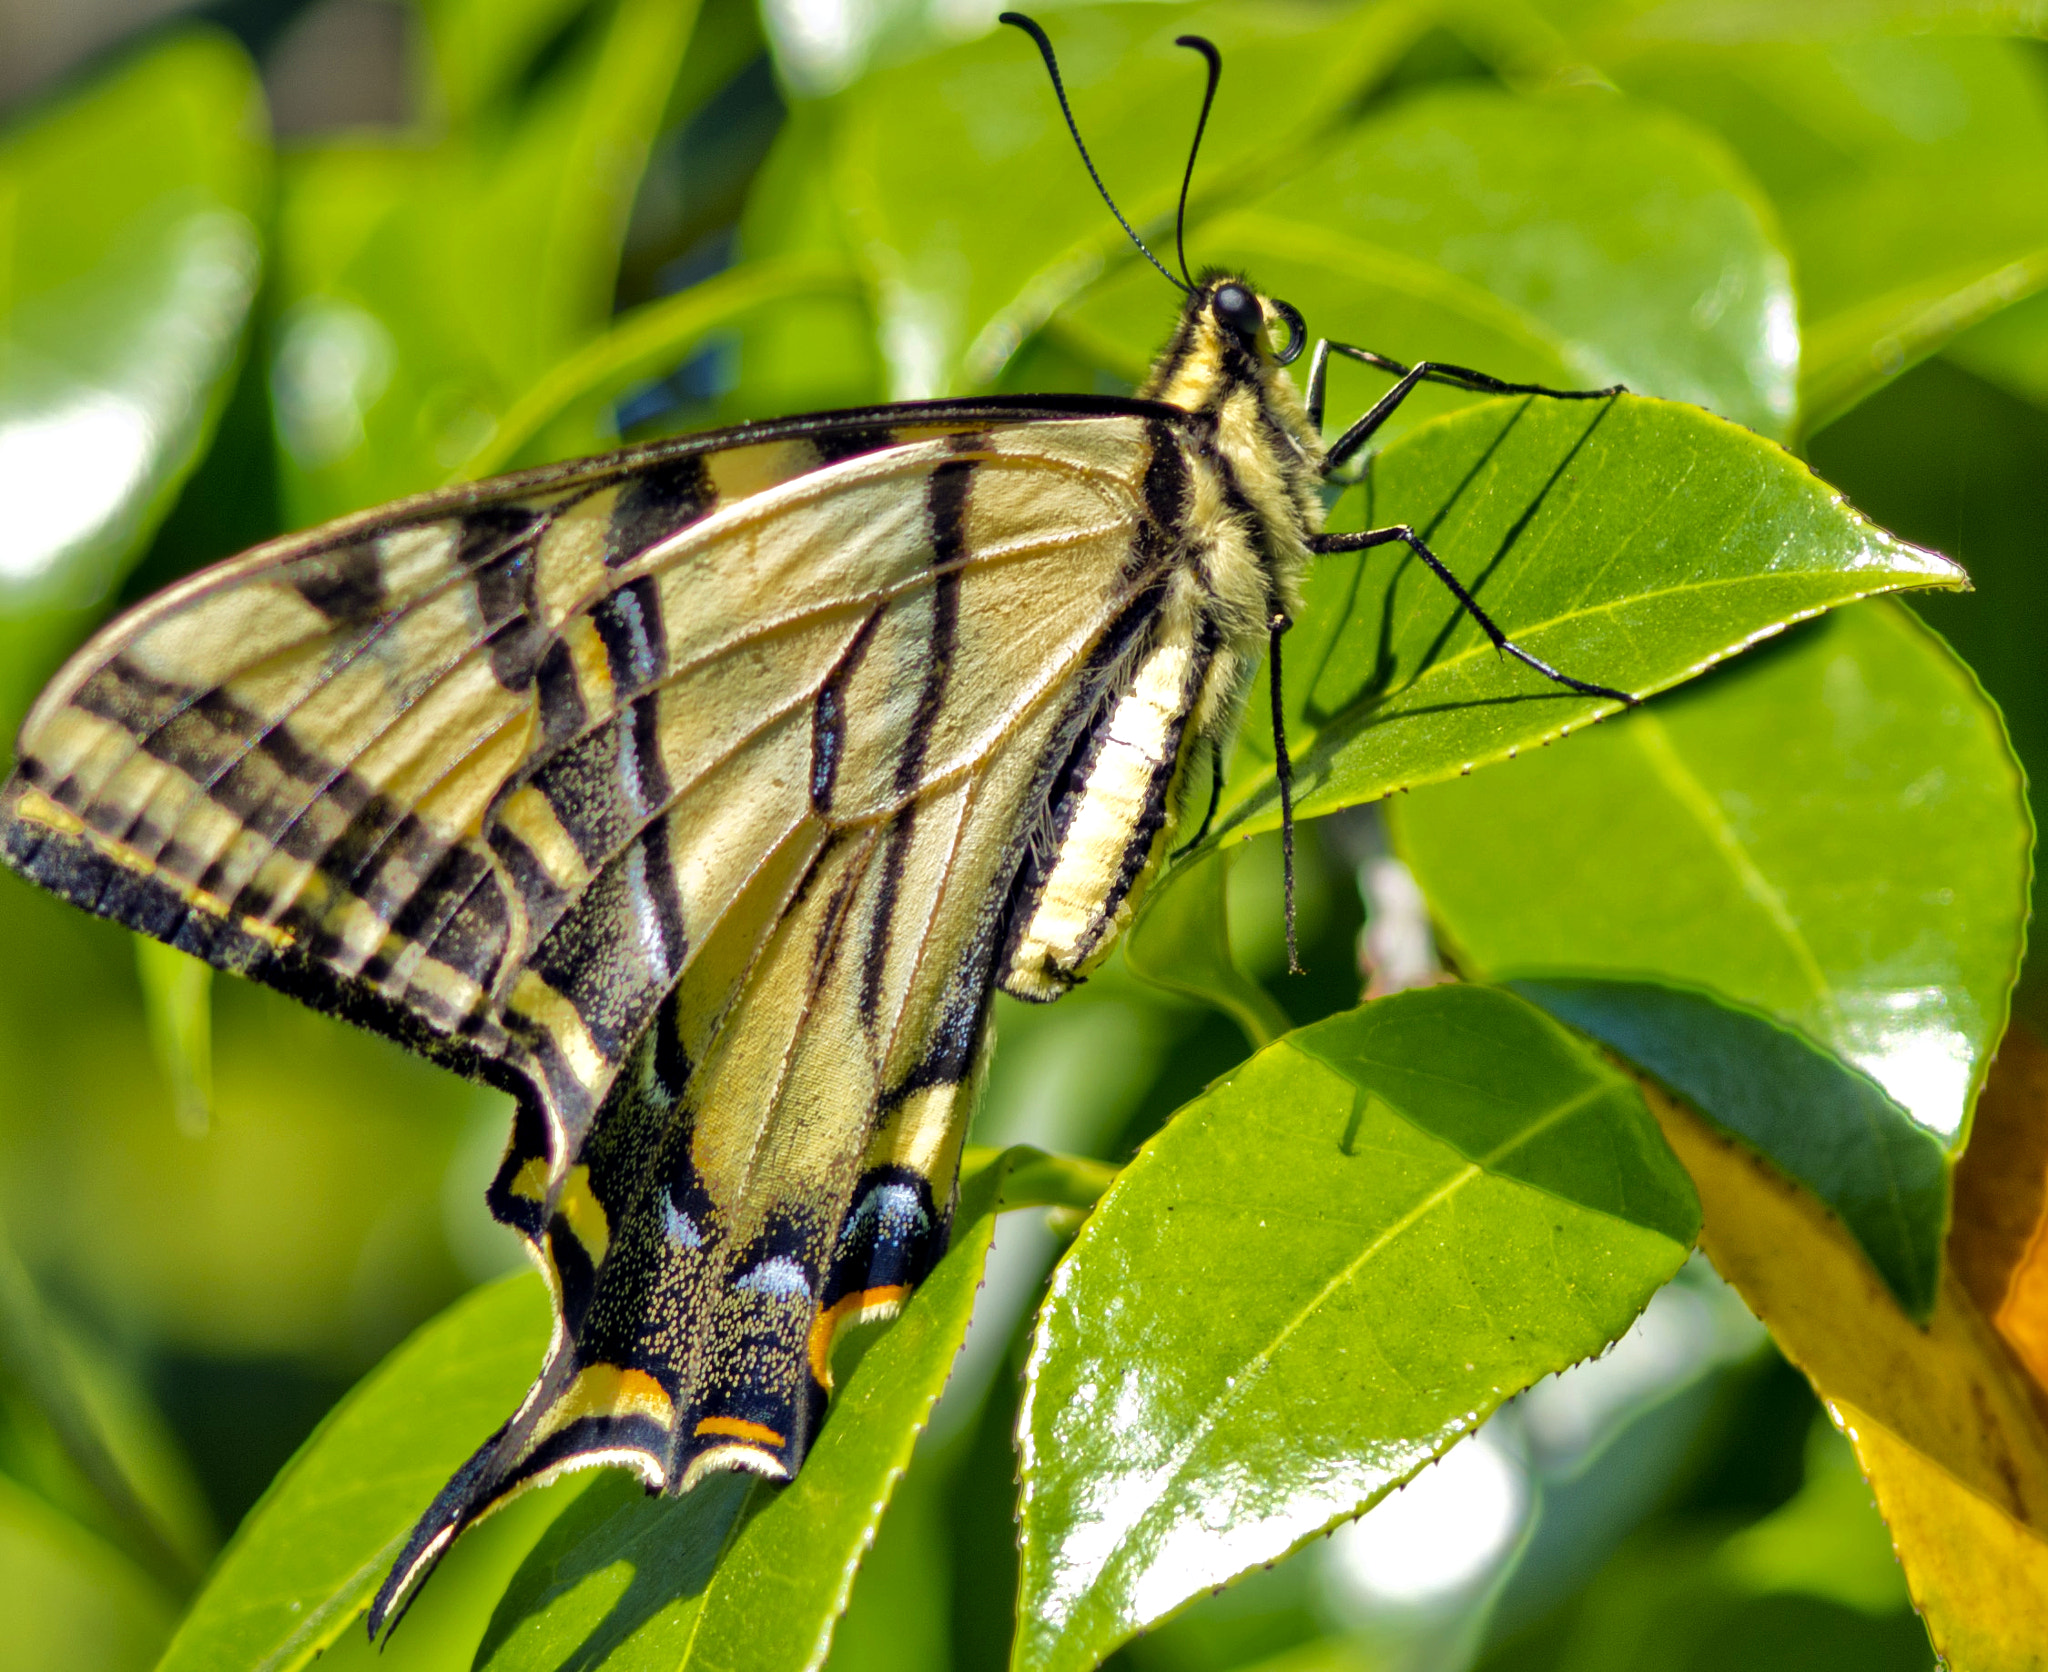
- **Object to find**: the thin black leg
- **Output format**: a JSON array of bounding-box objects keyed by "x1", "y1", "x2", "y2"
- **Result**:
[
  {"x1": 1268, "y1": 612, "x2": 1303, "y2": 975},
  {"x1": 1309, "y1": 525, "x2": 1637, "y2": 706},
  {"x1": 1306, "y1": 340, "x2": 1409, "y2": 432},
  {"x1": 1308, "y1": 340, "x2": 1623, "y2": 473}
]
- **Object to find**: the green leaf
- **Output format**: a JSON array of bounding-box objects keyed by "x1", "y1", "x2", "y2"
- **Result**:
[
  {"x1": 473, "y1": 1146, "x2": 1029, "y2": 1672},
  {"x1": 1392, "y1": 601, "x2": 2030, "y2": 1147},
  {"x1": 0, "y1": 28, "x2": 266, "y2": 611},
  {"x1": 1946, "y1": 288, "x2": 2048, "y2": 414},
  {"x1": 0, "y1": 1472, "x2": 176, "y2": 1672},
  {"x1": 156, "y1": 1273, "x2": 553, "y2": 1672},
  {"x1": 462, "y1": 252, "x2": 863, "y2": 476},
  {"x1": 1126, "y1": 845, "x2": 1291, "y2": 1049},
  {"x1": 1066, "y1": 86, "x2": 1796, "y2": 439},
  {"x1": 835, "y1": 0, "x2": 1430, "y2": 397},
  {"x1": 1607, "y1": 34, "x2": 2048, "y2": 430},
  {"x1": 1507, "y1": 976, "x2": 1949, "y2": 1319},
  {"x1": 1014, "y1": 984, "x2": 1698, "y2": 1672},
  {"x1": 1805, "y1": 353, "x2": 2048, "y2": 1022},
  {"x1": 133, "y1": 939, "x2": 212, "y2": 1139},
  {"x1": 272, "y1": 0, "x2": 701, "y2": 519},
  {"x1": 0, "y1": 1218, "x2": 210, "y2": 1593},
  {"x1": 1212, "y1": 394, "x2": 1962, "y2": 843}
]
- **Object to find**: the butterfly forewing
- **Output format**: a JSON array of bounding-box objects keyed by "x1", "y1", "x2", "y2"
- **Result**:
[{"x1": 0, "y1": 404, "x2": 1201, "y2": 1620}]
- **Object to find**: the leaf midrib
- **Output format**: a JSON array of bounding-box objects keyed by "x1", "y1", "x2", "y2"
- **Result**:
[
  {"x1": 1625, "y1": 712, "x2": 1838, "y2": 1024},
  {"x1": 1052, "y1": 1067, "x2": 1619, "y2": 1629}
]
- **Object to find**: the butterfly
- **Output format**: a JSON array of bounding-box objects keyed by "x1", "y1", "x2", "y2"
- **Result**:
[{"x1": 0, "y1": 13, "x2": 1631, "y2": 1633}]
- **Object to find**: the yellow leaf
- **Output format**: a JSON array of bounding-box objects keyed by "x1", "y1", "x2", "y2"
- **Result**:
[
  {"x1": 1646, "y1": 1061, "x2": 2048, "y2": 1671},
  {"x1": 1952, "y1": 1027, "x2": 2048, "y2": 1396}
]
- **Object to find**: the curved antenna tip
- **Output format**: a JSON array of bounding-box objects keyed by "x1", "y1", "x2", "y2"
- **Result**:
[
  {"x1": 1170, "y1": 33, "x2": 1223, "y2": 288},
  {"x1": 1001, "y1": 11, "x2": 1189, "y2": 295}
]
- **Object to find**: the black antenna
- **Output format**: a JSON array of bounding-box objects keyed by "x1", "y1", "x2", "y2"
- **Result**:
[
  {"x1": 1171, "y1": 34, "x2": 1221, "y2": 289},
  {"x1": 1000, "y1": 12, "x2": 1189, "y2": 294}
]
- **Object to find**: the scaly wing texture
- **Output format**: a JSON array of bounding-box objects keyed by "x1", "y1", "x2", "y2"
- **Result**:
[{"x1": 0, "y1": 410, "x2": 1188, "y2": 1627}]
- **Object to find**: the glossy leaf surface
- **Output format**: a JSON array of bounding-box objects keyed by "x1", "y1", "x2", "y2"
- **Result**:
[
  {"x1": 474, "y1": 1148, "x2": 1023, "y2": 1672},
  {"x1": 1066, "y1": 85, "x2": 1794, "y2": 438},
  {"x1": 1510, "y1": 976, "x2": 1948, "y2": 1319},
  {"x1": 1015, "y1": 985, "x2": 1697, "y2": 1672},
  {"x1": 156, "y1": 1274, "x2": 551, "y2": 1672},
  {"x1": 1608, "y1": 34, "x2": 2048, "y2": 429},
  {"x1": 1214, "y1": 396, "x2": 1963, "y2": 842},
  {"x1": 0, "y1": 28, "x2": 265, "y2": 611},
  {"x1": 1395, "y1": 602, "x2": 2030, "y2": 1146}
]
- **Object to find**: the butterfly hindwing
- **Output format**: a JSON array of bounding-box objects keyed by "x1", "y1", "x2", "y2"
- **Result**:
[{"x1": 377, "y1": 423, "x2": 1187, "y2": 1614}]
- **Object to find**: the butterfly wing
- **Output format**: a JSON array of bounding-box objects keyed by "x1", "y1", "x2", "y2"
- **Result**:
[{"x1": 0, "y1": 402, "x2": 1199, "y2": 1628}]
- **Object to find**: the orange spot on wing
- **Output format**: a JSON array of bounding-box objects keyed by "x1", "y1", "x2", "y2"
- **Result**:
[
  {"x1": 694, "y1": 1415, "x2": 786, "y2": 1448},
  {"x1": 806, "y1": 1285, "x2": 913, "y2": 1388}
]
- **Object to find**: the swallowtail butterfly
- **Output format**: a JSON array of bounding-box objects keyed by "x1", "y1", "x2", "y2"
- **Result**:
[{"x1": 0, "y1": 14, "x2": 1629, "y2": 1630}]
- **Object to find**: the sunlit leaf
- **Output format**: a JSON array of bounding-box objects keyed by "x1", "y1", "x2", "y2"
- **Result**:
[
  {"x1": 1806, "y1": 349, "x2": 2048, "y2": 1023},
  {"x1": 1607, "y1": 34, "x2": 2048, "y2": 430},
  {"x1": 1212, "y1": 395, "x2": 1962, "y2": 843},
  {"x1": 1015, "y1": 985, "x2": 1697, "y2": 1672},
  {"x1": 0, "y1": 29, "x2": 266, "y2": 613},
  {"x1": 835, "y1": 0, "x2": 1431, "y2": 396},
  {"x1": 1067, "y1": 86, "x2": 1795, "y2": 438},
  {"x1": 1947, "y1": 288, "x2": 2048, "y2": 414},
  {"x1": 462, "y1": 251, "x2": 862, "y2": 475},
  {"x1": 1394, "y1": 602, "x2": 2029, "y2": 1147},
  {"x1": 272, "y1": 0, "x2": 702, "y2": 519}
]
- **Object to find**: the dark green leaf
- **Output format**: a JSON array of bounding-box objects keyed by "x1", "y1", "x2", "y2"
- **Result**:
[
  {"x1": 1214, "y1": 394, "x2": 1962, "y2": 842},
  {"x1": 474, "y1": 1148, "x2": 1028, "y2": 1672},
  {"x1": 1015, "y1": 984, "x2": 1697, "y2": 1672},
  {"x1": 1508, "y1": 976, "x2": 1949, "y2": 1319},
  {"x1": 1392, "y1": 602, "x2": 2029, "y2": 1147},
  {"x1": 156, "y1": 1274, "x2": 552, "y2": 1672},
  {"x1": 0, "y1": 28, "x2": 266, "y2": 613}
]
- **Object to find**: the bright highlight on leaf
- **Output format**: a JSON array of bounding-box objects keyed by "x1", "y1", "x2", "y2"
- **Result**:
[{"x1": 1015, "y1": 985, "x2": 1697, "y2": 1672}]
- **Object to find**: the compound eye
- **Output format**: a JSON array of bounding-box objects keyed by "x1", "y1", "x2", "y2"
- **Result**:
[{"x1": 1212, "y1": 283, "x2": 1262, "y2": 343}]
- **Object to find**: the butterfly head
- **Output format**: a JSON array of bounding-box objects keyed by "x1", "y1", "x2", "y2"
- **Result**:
[
  {"x1": 1142, "y1": 274, "x2": 1317, "y2": 432},
  {"x1": 1207, "y1": 278, "x2": 1306, "y2": 368}
]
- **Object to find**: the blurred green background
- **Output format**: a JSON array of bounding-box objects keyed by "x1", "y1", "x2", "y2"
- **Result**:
[{"x1": 4, "y1": 0, "x2": 2043, "y2": 1665}]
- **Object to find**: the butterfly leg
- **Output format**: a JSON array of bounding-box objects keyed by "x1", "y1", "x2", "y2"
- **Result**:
[
  {"x1": 1305, "y1": 340, "x2": 1623, "y2": 471},
  {"x1": 1307, "y1": 525, "x2": 1636, "y2": 706}
]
